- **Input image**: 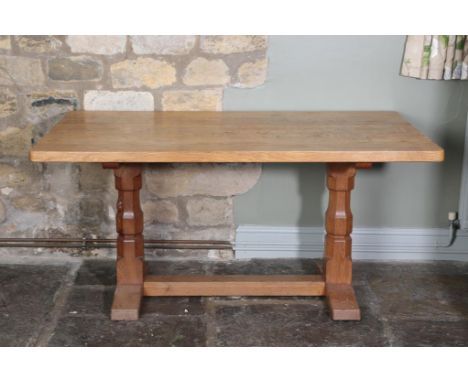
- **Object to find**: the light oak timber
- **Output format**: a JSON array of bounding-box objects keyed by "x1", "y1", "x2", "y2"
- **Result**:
[
  {"x1": 355, "y1": 162, "x2": 373, "y2": 169},
  {"x1": 30, "y1": 111, "x2": 444, "y2": 163},
  {"x1": 326, "y1": 284, "x2": 361, "y2": 321},
  {"x1": 324, "y1": 163, "x2": 360, "y2": 320},
  {"x1": 324, "y1": 163, "x2": 355, "y2": 284},
  {"x1": 143, "y1": 275, "x2": 325, "y2": 296},
  {"x1": 111, "y1": 164, "x2": 145, "y2": 320},
  {"x1": 111, "y1": 285, "x2": 143, "y2": 321}
]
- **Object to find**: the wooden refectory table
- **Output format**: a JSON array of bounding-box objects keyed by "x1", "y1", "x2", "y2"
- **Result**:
[{"x1": 30, "y1": 111, "x2": 444, "y2": 321}]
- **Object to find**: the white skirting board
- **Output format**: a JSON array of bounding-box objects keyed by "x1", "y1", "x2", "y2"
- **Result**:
[
  {"x1": 235, "y1": 225, "x2": 468, "y2": 261},
  {"x1": 458, "y1": 112, "x2": 468, "y2": 229}
]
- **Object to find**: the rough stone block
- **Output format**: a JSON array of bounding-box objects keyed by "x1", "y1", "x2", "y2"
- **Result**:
[
  {"x1": 130, "y1": 35, "x2": 196, "y2": 55},
  {"x1": 66, "y1": 35, "x2": 126, "y2": 55},
  {"x1": 27, "y1": 90, "x2": 78, "y2": 124},
  {"x1": 366, "y1": 266, "x2": 468, "y2": 321},
  {"x1": 74, "y1": 260, "x2": 116, "y2": 286},
  {"x1": 161, "y1": 89, "x2": 222, "y2": 111},
  {"x1": 183, "y1": 58, "x2": 230, "y2": 86},
  {"x1": 148, "y1": 248, "x2": 234, "y2": 261},
  {"x1": 210, "y1": 258, "x2": 322, "y2": 276},
  {"x1": 200, "y1": 35, "x2": 267, "y2": 54},
  {"x1": 84, "y1": 90, "x2": 154, "y2": 111},
  {"x1": 79, "y1": 163, "x2": 112, "y2": 192},
  {"x1": 186, "y1": 197, "x2": 233, "y2": 227},
  {"x1": 0, "y1": 36, "x2": 11, "y2": 50},
  {"x1": 79, "y1": 198, "x2": 108, "y2": 228},
  {"x1": 0, "y1": 56, "x2": 45, "y2": 86},
  {"x1": 235, "y1": 58, "x2": 268, "y2": 88},
  {"x1": 0, "y1": 264, "x2": 70, "y2": 346},
  {"x1": 25, "y1": 90, "x2": 80, "y2": 127},
  {"x1": 111, "y1": 58, "x2": 176, "y2": 89},
  {"x1": 0, "y1": 126, "x2": 32, "y2": 157},
  {"x1": 145, "y1": 164, "x2": 261, "y2": 197},
  {"x1": 48, "y1": 315, "x2": 206, "y2": 346},
  {"x1": 48, "y1": 56, "x2": 103, "y2": 81},
  {"x1": 0, "y1": 89, "x2": 18, "y2": 118},
  {"x1": 11, "y1": 194, "x2": 46, "y2": 212},
  {"x1": 142, "y1": 200, "x2": 179, "y2": 224},
  {"x1": 142, "y1": 222, "x2": 234, "y2": 241},
  {"x1": 388, "y1": 319, "x2": 468, "y2": 346},
  {"x1": 0, "y1": 163, "x2": 37, "y2": 188},
  {"x1": 211, "y1": 299, "x2": 386, "y2": 346},
  {"x1": 38, "y1": 164, "x2": 81, "y2": 232},
  {"x1": 16, "y1": 35, "x2": 62, "y2": 54}
]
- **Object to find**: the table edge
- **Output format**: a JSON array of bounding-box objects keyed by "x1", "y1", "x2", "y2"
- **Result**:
[{"x1": 30, "y1": 149, "x2": 445, "y2": 163}]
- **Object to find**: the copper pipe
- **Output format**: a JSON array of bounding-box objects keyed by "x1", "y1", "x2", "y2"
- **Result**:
[{"x1": 0, "y1": 237, "x2": 232, "y2": 250}]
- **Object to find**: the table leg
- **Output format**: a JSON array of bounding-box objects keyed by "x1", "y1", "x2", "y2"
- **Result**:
[
  {"x1": 324, "y1": 163, "x2": 361, "y2": 320},
  {"x1": 109, "y1": 164, "x2": 144, "y2": 320}
]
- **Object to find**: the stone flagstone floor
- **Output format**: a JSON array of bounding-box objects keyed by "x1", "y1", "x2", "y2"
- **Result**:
[{"x1": 1, "y1": 257, "x2": 468, "y2": 346}]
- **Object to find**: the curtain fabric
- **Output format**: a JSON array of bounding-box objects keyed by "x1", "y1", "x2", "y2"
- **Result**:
[{"x1": 401, "y1": 35, "x2": 468, "y2": 80}]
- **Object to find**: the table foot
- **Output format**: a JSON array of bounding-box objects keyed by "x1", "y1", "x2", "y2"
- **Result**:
[
  {"x1": 111, "y1": 284, "x2": 143, "y2": 321},
  {"x1": 326, "y1": 283, "x2": 361, "y2": 321}
]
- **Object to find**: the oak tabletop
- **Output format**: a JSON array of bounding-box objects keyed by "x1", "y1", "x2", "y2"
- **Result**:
[{"x1": 29, "y1": 111, "x2": 444, "y2": 163}]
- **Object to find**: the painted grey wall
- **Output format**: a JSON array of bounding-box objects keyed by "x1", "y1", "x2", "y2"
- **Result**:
[{"x1": 224, "y1": 36, "x2": 468, "y2": 228}]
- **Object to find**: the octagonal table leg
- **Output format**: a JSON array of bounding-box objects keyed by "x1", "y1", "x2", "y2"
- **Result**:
[
  {"x1": 104, "y1": 163, "x2": 144, "y2": 321},
  {"x1": 324, "y1": 163, "x2": 361, "y2": 320}
]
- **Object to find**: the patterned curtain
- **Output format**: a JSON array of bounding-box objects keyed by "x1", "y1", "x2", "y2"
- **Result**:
[{"x1": 401, "y1": 35, "x2": 468, "y2": 80}]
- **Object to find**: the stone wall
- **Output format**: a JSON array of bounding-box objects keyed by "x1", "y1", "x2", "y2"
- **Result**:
[{"x1": 0, "y1": 36, "x2": 268, "y2": 259}]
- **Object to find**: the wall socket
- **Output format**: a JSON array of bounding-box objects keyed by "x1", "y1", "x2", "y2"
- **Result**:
[
  {"x1": 448, "y1": 211, "x2": 461, "y2": 231},
  {"x1": 448, "y1": 211, "x2": 458, "y2": 222}
]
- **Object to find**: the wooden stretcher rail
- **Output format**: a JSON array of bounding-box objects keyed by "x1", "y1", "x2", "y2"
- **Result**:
[{"x1": 143, "y1": 275, "x2": 326, "y2": 296}]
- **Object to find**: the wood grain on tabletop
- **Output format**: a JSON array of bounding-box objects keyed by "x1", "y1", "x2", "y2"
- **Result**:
[{"x1": 29, "y1": 111, "x2": 444, "y2": 163}]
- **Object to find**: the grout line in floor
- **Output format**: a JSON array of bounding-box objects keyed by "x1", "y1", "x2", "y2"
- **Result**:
[
  {"x1": 29, "y1": 261, "x2": 82, "y2": 347},
  {"x1": 204, "y1": 298, "x2": 218, "y2": 347},
  {"x1": 362, "y1": 276, "x2": 398, "y2": 347}
]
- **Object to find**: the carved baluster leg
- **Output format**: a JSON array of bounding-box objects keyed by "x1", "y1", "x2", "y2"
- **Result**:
[
  {"x1": 324, "y1": 163, "x2": 361, "y2": 320},
  {"x1": 109, "y1": 164, "x2": 144, "y2": 320}
]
